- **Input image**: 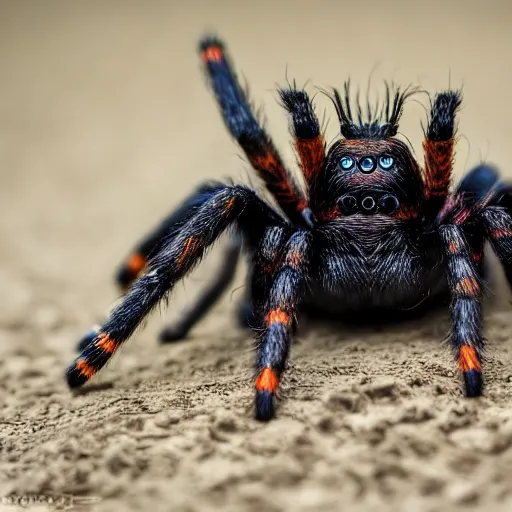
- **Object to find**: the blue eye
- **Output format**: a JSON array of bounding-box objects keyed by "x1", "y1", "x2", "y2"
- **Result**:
[
  {"x1": 379, "y1": 155, "x2": 394, "y2": 169},
  {"x1": 359, "y1": 156, "x2": 376, "y2": 173},
  {"x1": 340, "y1": 156, "x2": 354, "y2": 170}
]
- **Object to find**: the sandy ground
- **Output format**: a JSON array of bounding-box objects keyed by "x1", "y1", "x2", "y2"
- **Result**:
[{"x1": 1, "y1": 1, "x2": 512, "y2": 511}]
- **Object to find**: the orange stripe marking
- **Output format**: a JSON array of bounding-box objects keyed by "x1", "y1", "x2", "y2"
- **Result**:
[
  {"x1": 423, "y1": 138, "x2": 454, "y2": 199},
  {"x1": 286, "y1": 251, "x2": 302, "y2": 269},
  {"x1": 296, "y1": 135, "x2": 325, "y2": 184},
  {"x1": 250, "y1": 151, "x2": 281, "y2": 174},
  {"x1": 473, "y1": 251, "x2": 483, "y2": 264},
  {"x1": 201, "y1": 46, "x2": 223, "y2": 63},
  {"x1": 127, "y1": 253, "x2": 147, "y2": 275},
  {"x1": 449, "y1": 240, "x2": 458, "y2": 254},
  {"x1": 248, "y1": 148, "x2": 303, "y2": 209},
  {"x1": 177, "y1": 237, "x2": 196, "y2": 267},
  {"x1": 493, "y1": 228, "x2": 512, "y2": 238},
  {"x1": 456, "y1": 277, "x2": 480, "y2": 297},
  {"x1": 318, "y1": 205, "x2": 342, "y2": 222},
  {"x1": 255, "y1": 367, "x2": 279, "y2": 393},
  {"x1": 265, "y1": 307, "x2": 291, "y2": 327},
  {"x1": 223, "y1": 197, "x2": 236, "y2": 214},
  {"x1": 296, "y1": 199, "x2": 308, "y2": 213},
  {"x1": 394, "y1": 206, "x2": 418, "y2": 221},
  {"x1": 458, "y1": 345, "x2": 481, "y2": 372},
  {"x1": 76, "y1": 358, "x2": 96, "y2": 379},
  {"x1": 453, "y1": 208, "x2": 471, "y2": 226},
  {"x1": 95, "y1": 333, "x2": 118, "y2": 354}
]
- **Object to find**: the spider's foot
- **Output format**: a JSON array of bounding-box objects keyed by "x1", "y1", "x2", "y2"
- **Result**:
[
  {"x1": 459, "y1": 345, "x2": 483, "y2": 397},
  {"x1": 66, "y1": 352, "x2": 97, "y2": 389},
  {"x1": 255, "y1": 367, "x2": 279, "y2": 422},
  {"x1": 68, "y1": 331, "x2": 119, "y2": 388},
  {"x1": 66, "y1": 362, "x2": 89, "y2": 389},
  {"x1": 159, "y1": 324, "x2": 189, "y2": 343},
  {"x1": 255, "y1": 391, "x2": 275, "y2": 421},
  {"x1": 76, "y1": 325, "x2": 101, "y2": 352},
  {"x1": 464, "y1": 370, "x2": 483, "y2": 397}
]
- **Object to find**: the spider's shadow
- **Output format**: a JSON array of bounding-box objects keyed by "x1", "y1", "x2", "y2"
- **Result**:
[
  {"x1": 71, "y1": 381, "x2": 114, "y2": 395},
  {"x1": 296, "y1": 287, "x2": 503, "y2": 344},
  {"x1": 297, "y1": 297, "x2": 451, "y2": 342}
]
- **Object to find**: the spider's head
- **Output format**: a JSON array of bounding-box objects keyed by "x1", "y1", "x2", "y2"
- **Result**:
[{"x1": 318, "y1": 83, "x2": 423, "y2": 217}]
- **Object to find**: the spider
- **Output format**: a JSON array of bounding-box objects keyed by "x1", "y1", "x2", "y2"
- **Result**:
[{"x1": 66, "y1": 35, "x2": 512, "y2": 421}]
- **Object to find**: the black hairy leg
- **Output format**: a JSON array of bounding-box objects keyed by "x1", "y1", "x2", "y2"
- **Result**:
[
  {"x1": 450, "y1": 163, "x2": 500, "y2": 273},
  {"x1": 115, "y1": 183, "x2": 223, "y2": 291},
  {"x1": 200, "y1": 37, "x2": 308, "y2": 226},
  {"x1": 481, "y1": 205, "x2": 512, "y2": 288},
  {"x1": 67, "y1": 185, "x2": 276, "y2": 387},
  {"x1": 248, "y1": 225, "x2": 289, "y2": 329},
  {"x1": 439, "y1": 224, "x2": 484, "y2": 397},
  {"x1": 76, "y1": 183, "x2": 234, "y2": 352},
  {"x1": 456, "y1": 164, "x2": 500, "y2": 202},
  {"x1": 255, "y1": 230, "x2": 311, "y2": 421},
  {"x1": 159, "y1": 232, "x2": 241, "y2": 342}
]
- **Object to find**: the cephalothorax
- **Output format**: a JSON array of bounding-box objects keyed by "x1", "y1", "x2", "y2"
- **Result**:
[{"x1": 67, "y1": 36, "x2": 512, "y2": 421}]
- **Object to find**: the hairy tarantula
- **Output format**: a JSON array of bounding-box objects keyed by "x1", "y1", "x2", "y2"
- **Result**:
[{"x1": 66, "y1": 36, "x2": 512, "y2": 421}]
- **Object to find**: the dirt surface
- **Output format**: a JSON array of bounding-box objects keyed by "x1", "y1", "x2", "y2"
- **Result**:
[{"x1": 1, "y1": 1, "x2": 512, "y2": 511}]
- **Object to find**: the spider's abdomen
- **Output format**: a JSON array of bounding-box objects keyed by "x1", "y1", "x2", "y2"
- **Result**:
[{"x1": 308, "y1": 216, "x2": 446, "y2": 314}]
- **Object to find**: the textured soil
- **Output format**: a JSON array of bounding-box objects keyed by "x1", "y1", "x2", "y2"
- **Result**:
[{"x1": 1, "y1": 2, "x2": 512, "y2": 511}]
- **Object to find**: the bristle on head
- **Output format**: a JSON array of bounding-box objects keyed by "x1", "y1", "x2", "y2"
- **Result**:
[{"x1": 329, "y1": 81, "x2": 417, "y2": 139}]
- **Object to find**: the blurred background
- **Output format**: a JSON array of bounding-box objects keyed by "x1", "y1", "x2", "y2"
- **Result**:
[{"x1": 1, "y1": 1, "x2": 512, "y2": 511}]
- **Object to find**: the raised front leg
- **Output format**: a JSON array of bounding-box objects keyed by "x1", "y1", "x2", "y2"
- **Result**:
[
  {"x1": 423, "y1": 91, "x2": 462, "y2": 219},
  {"x1": 278, "y1": 86, "x2": 325, "y2": 217},
  {"x1": 254, "y1": 230, "x2": 312, "y2": 421},
  {"x1": 200, "y1": 37, "x2": 307, "y2": 226}
]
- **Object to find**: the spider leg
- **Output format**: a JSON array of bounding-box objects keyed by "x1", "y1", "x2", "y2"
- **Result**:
[
  {"x1": 481, "y1": 204, "x2": 512, "y2": 287},
  {"x1": 452, "y1": 164, "x2": 510, "y2": 273},
  {"x1": 247, "y1": 225, "x2": 288, "y2": 327},
  {"x1": 278, "y1": 87, "x2": 325, "y2": 211},
  {"x1": 159, "y1": 232, "x2": 241, "y2": 342},
  {"x1": 115, "y1": 183, "x2": 222, "y2": 291},
  {"x1": 66, "y1": 185, "x2": 277, "y2": 388},
  {"x1": 444, "y1": 163, "x2": 501, "y2": 271},
  {"x1": 199, "y1": 36, "x2": 308, "y2": 226},
  {"x1": 254, "y1": 229, "x2": 312, "y2": 421},
  {"x1": 439, "y1": 224, "x2": 484, "y2": 396},
  {"x1": 232, "y1": 223, "x2": 290, "y2": 332},
  {"x1": 76, "y1": 183, "x2": 240, "y2": 351},
  {"x1": 456, "y1": 164, "x2": 500, "y2": 202},
  {"x1": 423, "y1": 90, "x2": 462, "y2": 219}
]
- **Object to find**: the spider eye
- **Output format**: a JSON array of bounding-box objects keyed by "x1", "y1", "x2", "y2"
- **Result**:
[
  {"x1": 340, "y1": 156, "x2": 354, "y2": 170},
  {"x1": 359, "y1": 156, "x2": 376, "y2": 174},
  {"x1": 340, "y1": 194, "x2": 358, "y2": 214},
  {"x1": 379, "y1": 155, "x2": 394, "y2": 169}
]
